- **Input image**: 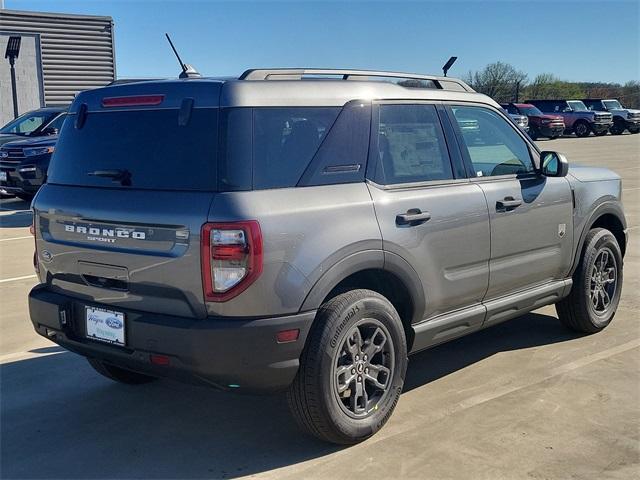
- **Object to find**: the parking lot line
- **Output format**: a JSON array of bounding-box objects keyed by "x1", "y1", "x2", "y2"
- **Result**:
[
  {"x1": 0, "y1": 274, "x2": 37, "y2": 284},
  {"x1": 0, "y1": 236, "x2": 33, "y2": 242}
]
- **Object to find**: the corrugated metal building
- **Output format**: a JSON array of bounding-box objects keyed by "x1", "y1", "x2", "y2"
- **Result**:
[{"x1": 0, "y1": 8, "x2": 115, "y2": 124}]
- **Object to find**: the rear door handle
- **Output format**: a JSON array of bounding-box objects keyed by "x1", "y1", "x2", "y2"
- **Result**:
[
  {"x1": 396, "y1": 209, "x2": 431, "y2": 226},
  {"x1": 496, "y1": 197, "x2": 522, "y2": 211}
]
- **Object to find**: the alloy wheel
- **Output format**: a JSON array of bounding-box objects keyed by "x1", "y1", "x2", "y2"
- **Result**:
[
  {"x1": 589, "y1": 248, "x2": 617, "y2": 316},
  {"x1": 332, "y1": 319, "x2": 395, "y2": 418}
]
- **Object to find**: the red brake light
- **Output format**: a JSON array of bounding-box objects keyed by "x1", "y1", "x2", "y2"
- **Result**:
[
  {"x1": 101, "y1": 95, "x2": 164, "y2": 108},
  {"x1": 201, "y1": 221, "x2": 263, "y2": 302}
]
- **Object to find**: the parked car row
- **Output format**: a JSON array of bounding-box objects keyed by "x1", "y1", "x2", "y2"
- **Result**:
[{"x1": 502, "y1": 98, "x2": 639, "y2": 139}]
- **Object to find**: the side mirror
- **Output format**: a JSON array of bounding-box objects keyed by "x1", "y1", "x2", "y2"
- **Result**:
[
  {"x1": 540, "y1": 151, "x2": 569, "y2": 177},
  {"x1": 562, "y1": 107, "x2": 573, "y2": 113}
]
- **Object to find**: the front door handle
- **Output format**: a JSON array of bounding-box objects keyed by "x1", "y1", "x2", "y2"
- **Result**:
[
  {"x1": 396, "y1": 209, "x2": 431, "y2": 226},
  {"x1": 496, "y1": 197, "x2": 522, "y2": 211}
]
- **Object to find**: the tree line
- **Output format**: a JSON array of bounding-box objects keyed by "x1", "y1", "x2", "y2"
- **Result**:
[{"x1": 463, "y1": 62, "x2": 640, "y2": 108}]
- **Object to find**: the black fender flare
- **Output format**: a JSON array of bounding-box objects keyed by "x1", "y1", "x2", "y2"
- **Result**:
[
  {"x1": 299, "y1": 249, "x2": 426, "y2": 325},
  {"x1": 570, "y1": 200, "x2": 627, "y2": 275}
]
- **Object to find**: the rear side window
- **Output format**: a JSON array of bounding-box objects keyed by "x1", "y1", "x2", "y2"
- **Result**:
[
  {"x1": 48, "y1": 108, "x2": 218, "y2": 191},
  {"x1": 372, "y1": 104, "x2": 453, "y2": 184},
  {"x1": 253, "y1": 107, "x2": 339, "y2": 189},
  {"x1": 219, "y1": 107, "x2": 342, "y2": 191}
]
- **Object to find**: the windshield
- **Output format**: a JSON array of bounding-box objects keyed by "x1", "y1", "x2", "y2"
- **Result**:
[
  {"x1": 518, "y1": 106, "x2": 544, "y2": 116},
  {"x1": 0, "y1": 110, "x2": 60, "y2": 136},
  {"x1": 603, "y1": 100, "x2": 623, "y2": 110},
  {"x1": 567, "y1": 101, "x2": 589, "y2": 112}
]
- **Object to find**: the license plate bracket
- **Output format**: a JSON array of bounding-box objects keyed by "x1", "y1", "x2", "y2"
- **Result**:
[{"x1": 85, "y1": 306, "x2": 126, "y2": 346}]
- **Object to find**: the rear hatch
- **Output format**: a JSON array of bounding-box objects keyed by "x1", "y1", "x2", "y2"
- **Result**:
[{"x1": 34, "y1": 80, "x2": 222, "y2": 319}]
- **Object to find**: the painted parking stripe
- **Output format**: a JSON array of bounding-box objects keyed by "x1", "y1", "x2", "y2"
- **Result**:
[
  {"x1": 0, "y1": 274, "x2": 37, "y2": 284},
  {"x1": 0, "y1": 236, "x2": 33, "y2": 242}
]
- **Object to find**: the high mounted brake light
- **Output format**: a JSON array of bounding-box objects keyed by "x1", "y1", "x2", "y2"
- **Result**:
[
  {"x1": 201, "y1": 221, "x2": 263, "y2": 302},
  {"x1": 101, "y1": 95, "x2": 165, "y2": 108}
]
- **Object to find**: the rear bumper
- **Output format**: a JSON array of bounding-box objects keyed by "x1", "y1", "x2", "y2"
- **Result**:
[{"x1": 29, "y1": 285, "x2": 315, "y2": 392}]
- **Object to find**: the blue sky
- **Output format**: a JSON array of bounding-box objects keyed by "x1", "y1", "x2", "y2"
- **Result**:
[{"x1": 5, "y1": 0, "x2": 640, "y2": 84}]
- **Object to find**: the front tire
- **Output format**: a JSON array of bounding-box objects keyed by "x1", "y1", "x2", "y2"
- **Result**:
[
  {"x1": 610, "y1": 120, "x2": 626, "y2": 135},
  {"x1": 574, "y1": 121, "x2": 591, "y2": 138},
  {"x1": 87, "y1": 358, "x2": 158, "y2": 384},
  {"x1": 287, "y1": 289, "x2": 407, "y2": 444},
  {"x1": 556, "y1": 228, "x2": 623, "y2": 333}
]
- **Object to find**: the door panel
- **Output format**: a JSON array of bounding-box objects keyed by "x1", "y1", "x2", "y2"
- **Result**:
[
  {"x1": 476, "y1": 176, "x2": 573, "y2": 299},
  {"x1": 370, "y1": 182, "x2": 490, "y2": 319},
  {"x1": 446, "y1": 103, "x2": 574, "y2": 300}
]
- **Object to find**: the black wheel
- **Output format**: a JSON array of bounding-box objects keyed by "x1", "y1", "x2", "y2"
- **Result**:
[
  {"x1": 610, "y1": 120, "x2": 625, "y2": 135},
  {"x1": 529, "y1": 125, "x2": 539, "y2": 140},
  {"x1": 87, "y1": 358, "x2": 158, "y2": 384},
  {"x1": 629, "y1": 127, "x2": 639, "y2": 134},
  {"x1": 16, "y1": 193, "x2": 34, "y2": 202},
  {"x1": 574, "y1": 121, "x2": 591, "y2": 137},
  {"x1": 556, "y1": 228, "x2": 623, "y2": 333},
  {"x1": 287, "y1": 289, "x2": 407, "y2": 444}
]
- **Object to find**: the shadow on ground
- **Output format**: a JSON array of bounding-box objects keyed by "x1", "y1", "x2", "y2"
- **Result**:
[
  {"x1": 1, "y1": 311, "x2": 580, "y2": 479},
  {"x1": 0, "y1": 198, "x2": 32, "y2": 228}
]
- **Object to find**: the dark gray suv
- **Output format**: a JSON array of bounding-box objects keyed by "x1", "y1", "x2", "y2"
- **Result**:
[{"x1": 29, "y1": 69, "x2": 627, "y2": 444}]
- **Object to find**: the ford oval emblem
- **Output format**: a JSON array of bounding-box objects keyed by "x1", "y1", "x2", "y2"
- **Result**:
[
  {"x1": 41, "y1": 250, "x2": 53, "y2": 262},
  {"x1": 105, "y1": 317, "x2": 123, "y2": 329}
]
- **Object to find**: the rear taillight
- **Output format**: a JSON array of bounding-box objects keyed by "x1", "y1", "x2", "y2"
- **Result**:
[{"x1": 201, "y1": 221, "x2": 263, "y2": 302}]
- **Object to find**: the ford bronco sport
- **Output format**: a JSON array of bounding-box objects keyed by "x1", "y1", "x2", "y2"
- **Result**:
[{"x1": 29, "y1": 68, "x2": 627, "y2": 445}]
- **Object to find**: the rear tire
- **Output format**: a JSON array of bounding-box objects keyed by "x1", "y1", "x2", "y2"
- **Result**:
[
  {"x1": 556, "y1": 228, "x2": 623, "y2": 333},
  {"x1": 574, "y1": 121, "x2": 591, "y2": 138},
  {"x1": 287, "y1": 289, "x2": 407, "y2": 444},
  {"x1": 87, "y1": 358, "x2": 158, "y2": 384}
]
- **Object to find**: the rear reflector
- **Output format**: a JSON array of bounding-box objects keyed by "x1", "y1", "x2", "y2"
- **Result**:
[
  {"x1": 101, "y1": 95, "x2": 165, "y2": 108},
  {"x1": 150, "y1": 354, "x2": 170, "y2": 366},
  {"x1": 276, "y1": 329, "x2": 300, "y2": 344}
]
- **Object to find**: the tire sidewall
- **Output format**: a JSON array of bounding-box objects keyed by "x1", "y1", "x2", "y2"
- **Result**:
[
  {"x1": 579, "y1": 230, "x2": 623, "y2": 329},
  {"x1": 574, "y1": 121, "x2": 590, "y2": 137},
  {"x1": 318, "y1": 295, "x2": 407, "y2": 441}
]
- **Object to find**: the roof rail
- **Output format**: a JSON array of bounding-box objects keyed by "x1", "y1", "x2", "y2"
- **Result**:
[{"x1": 239, "y1": 68, "x2": 474, "y2": 92}]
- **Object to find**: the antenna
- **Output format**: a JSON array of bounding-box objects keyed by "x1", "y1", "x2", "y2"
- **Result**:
[
  {"x1": 165, "y1": 33, "x2": 200, "y2": 78},
  {"x1": 442, "y1": 56, "x2": 458, "y2": 77}
]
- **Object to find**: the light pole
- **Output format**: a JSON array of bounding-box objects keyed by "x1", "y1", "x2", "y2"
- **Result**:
[{"x1": 5, "y1": 36, "x2": 22, "y2": 119}]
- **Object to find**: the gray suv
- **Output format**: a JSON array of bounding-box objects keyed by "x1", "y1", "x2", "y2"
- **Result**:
[{"x1": 29, "y1": 68, "x2": 627, "y2": 444}]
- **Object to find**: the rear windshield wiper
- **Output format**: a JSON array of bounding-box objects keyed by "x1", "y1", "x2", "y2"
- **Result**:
[{"x1": 88, "y1": 169, "x2": 132, "y2": 186}]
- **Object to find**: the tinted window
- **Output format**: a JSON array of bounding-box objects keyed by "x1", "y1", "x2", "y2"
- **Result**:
[
  {"x1": 48, "y1": 108, "x2": 218, "y2": 191},
  {"x1": 299, "y1": 102, "x2": 370, "y2": 186},
  {"x1": 451, "y1": 106, "x2": 534, "y2": 177},
  {"x1": 253, "y1": 107, "x2": 339, "y2": 189},
  {"x1": 373, "y1": 104, "x2": 453, "y2": 184}
]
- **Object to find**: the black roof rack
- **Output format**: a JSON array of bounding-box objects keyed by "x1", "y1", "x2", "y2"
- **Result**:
[{"x1": 239, "y1": 68, "x2": 474, "y2": 92}]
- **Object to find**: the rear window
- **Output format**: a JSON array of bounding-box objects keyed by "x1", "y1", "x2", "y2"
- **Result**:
[{"x1": 48, "y1": 108, "x2": 218, "y2": 191}]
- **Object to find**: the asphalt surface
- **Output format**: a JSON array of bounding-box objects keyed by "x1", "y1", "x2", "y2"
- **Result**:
[{"x1": 1, "y1": 133, "x2": 638, "y2": 479}]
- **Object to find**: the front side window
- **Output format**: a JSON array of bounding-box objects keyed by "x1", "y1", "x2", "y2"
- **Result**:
[
  {"x1": 603, "y1": 100, "x2": 622, "y2": 110},
  {"x1": 567, "y1": 100, "x2": 589, "y2": 112},
  {"x1": 451, "y1": 105, "x2": 534, "y2": 177},
  {"x1": 373, "y1": 104, "x2": 453, "y2": 184}
]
